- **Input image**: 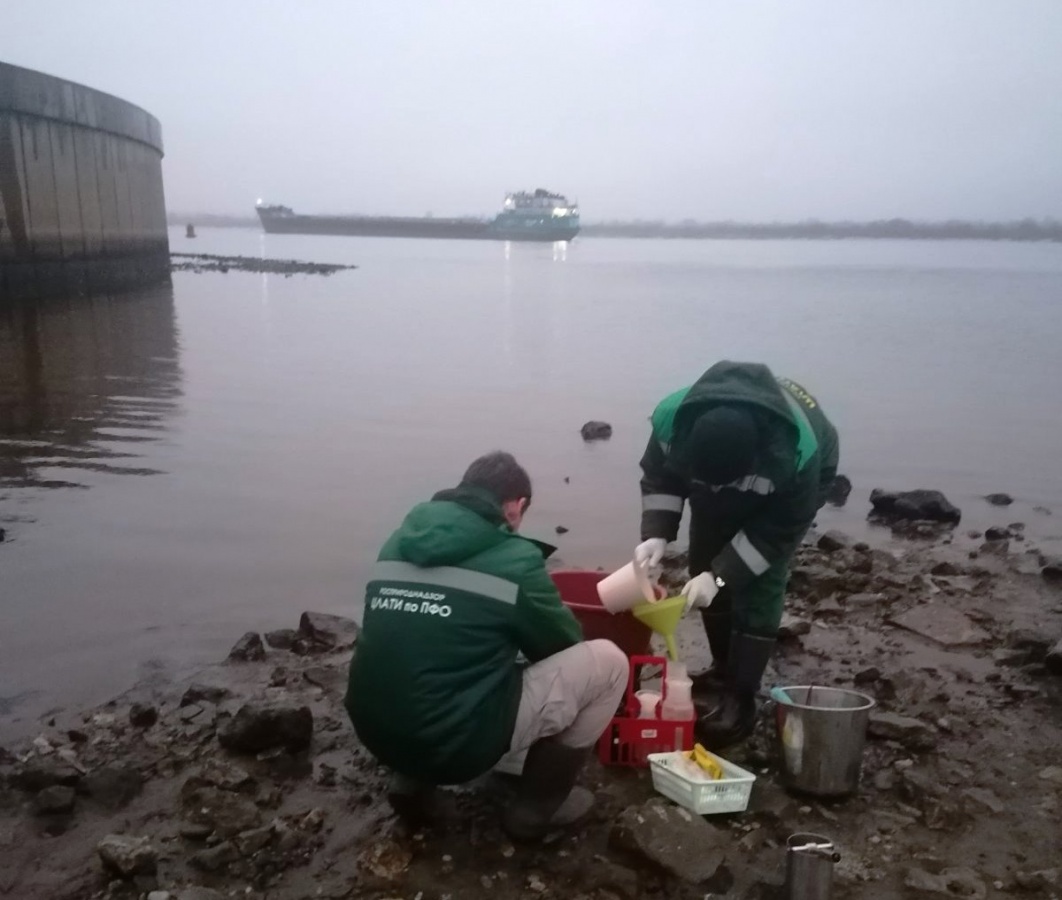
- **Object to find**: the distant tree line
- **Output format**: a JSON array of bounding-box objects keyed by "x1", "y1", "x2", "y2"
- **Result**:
[
  {"x1": 582, "y1": 217, "x2": 1062, "y2": 242},
  {"x1": 168, "y1": 211, "x2": 1062, "y2": 243}
]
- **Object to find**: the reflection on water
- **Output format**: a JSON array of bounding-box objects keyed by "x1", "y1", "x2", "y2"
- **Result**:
[{"x1": 0, "y1": 285, "x2": 182, "y2": 492}]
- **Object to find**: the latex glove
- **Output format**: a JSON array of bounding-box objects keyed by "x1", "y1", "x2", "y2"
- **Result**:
[
  {"x1": 634, "y1": 537, "x2": 667, "y2": 569},
  {"x1": 681, "y1": 571, "x2": 721, "y2": 613}
]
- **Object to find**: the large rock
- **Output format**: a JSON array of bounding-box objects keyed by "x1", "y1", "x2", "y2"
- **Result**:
[
  {"x1": 183, "y1": 759, "x2": 256, "y2": 793},
  {"x1": 824, "y1": 474, "x2": 852, "y2": 507},
  {"x1": 888, "y1": 605, "x2": 989, "y2": 647},
  {"x1": 97, "y1": 834, "x2": 158, "y2": 878},
  {"x1": 356, "y1": 837, "x2": 413, "y2": 882},
  {"x1": 984, "y1": 493, "x2": 1014, "y2": 506},
  {"x1": 867, "y1": 712, "x2": 936, "y2": 752},
  {"x1": 298, "y1": 611, "x2": 359, "y2": 650},
  {"x1": 580, "y1": 420, "x2": 613, "y2": 441},
  {"x1": 129, "y1": 702, "x2": 158, "y2": 728},
  {"x1": 189, "y1": 841, "x2": 240, "y2": 872},
  {"x1": 1045, "y1": 640, "x2": 1062, "y2": 675},
  {"x1": 1042, "y1": 558, "x2": 1062, "y2": 585},
  {"x1": 869, "y1": 489, "x2": 961, "y2": 524},
  {"x1": 610, "y1": 801, "x2": 729, "y2": 884},
  {"x1": 845, "y1": 592, "x2": 889, "y2": 610},
  {"x1": 929, "y1": 561, "x2": 963, "y2": 577},
  {"x1": 33, "y1": 785, "x2": 76, "y2": 815},
  {"x1": 234, "y1": 824, "x2": 275, "y2": 856},
  {"x1": 180, "y1": 785, "x2": 262, "y2": 838},
  {"x1": 1015, "y1": 871, "x2": 1060, "y2": 892},
  {"x1": 181, "y1": 683, "x2": 231, "y2": 707},
  {"x1": 1005, "y1": 628, "x2": 1052, "y2": 661},
  {"x1": 11, "y1": 758, "x2": 81, "y2": 792},
  {"x1": 83, "y1": 765, "x2": 144, "y2": 810},
  {"x1": 817, "y1": 530, "x2": 850, "y2": 553},
  {"x1": 265, "y1": 628, "x2": 300, "y2": 650},
  {"x1": 777, "y1": 613, "x2": 811, "y2": 641},
  {"x1": 217, "y1": 702, "x2": 313, "y2": 754},
  {"x1": 228, "y1": 632, "x2": 266, "y2": 662},
  {"x1": 904, "y1": 867, "x2": 986, "y2": 899},
  {"x1": 787, "y1": 565, "x2": 849, "y2": 599}
]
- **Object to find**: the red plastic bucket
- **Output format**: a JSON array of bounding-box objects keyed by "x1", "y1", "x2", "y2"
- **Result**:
[{"x1": 551, "y1": 570, "x2": 653, "y2": 657}]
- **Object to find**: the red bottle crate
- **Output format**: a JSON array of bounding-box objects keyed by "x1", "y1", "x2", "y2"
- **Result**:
[{"x1": 597, "y1": 655, "x2": 696, "y2": 767}]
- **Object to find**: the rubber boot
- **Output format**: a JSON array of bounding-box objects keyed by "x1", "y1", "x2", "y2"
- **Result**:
[
  {"x1": 691, "y1": 607, "x2": 732, "y2": 702},
  {"x1": 387, "y1": 773, "x2": 446, "y2": 827},
  {"x1": 695, "y1": 632, "x2": 774, "y2": 750},
  {"x1": 502, "y1": 738, "x2": 594, "y2": 841}
]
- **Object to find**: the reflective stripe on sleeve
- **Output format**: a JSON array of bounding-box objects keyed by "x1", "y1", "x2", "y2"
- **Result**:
[
  {"x1": 641, "y1": 494, "x2": 684, "y2": 514},
  {"x1": 731, "y1": 531, "x2": 771, "y2": 576}
]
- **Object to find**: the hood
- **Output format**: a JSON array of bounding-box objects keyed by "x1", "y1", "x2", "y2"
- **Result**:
[
  {"x1": 393, "y1": 485, "x2": 509, "y2": 567},
  {"x1": 675, "y1": 361, "x2": 795, "y2": 438}
]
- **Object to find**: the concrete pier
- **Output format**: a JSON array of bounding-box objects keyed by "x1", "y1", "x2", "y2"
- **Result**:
[{"x1": 0, "y1": 62, "x2": 169, "y2": 301}]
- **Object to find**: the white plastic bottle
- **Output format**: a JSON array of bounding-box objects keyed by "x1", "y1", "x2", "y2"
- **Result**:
[{"x1": 660, "y1": 661, "x2": 695, "y2": 722}]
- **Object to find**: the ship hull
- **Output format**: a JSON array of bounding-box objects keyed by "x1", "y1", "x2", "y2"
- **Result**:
[{"x1": 257, "y1": 209, "x2": 579, "y2": 242}]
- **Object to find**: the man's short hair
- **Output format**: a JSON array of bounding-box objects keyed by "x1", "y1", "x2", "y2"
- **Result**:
[{"x1": 461, "y1": 451, "x2": 532, "y2": 506}]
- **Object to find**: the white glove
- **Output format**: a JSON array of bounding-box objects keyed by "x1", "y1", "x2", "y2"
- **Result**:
[
  {"x1": 681, "y1": 571, "x2": 721, "y2": 613},
  {"x1": 634, "y1": 538, "x2": 667, "y2": 569}
]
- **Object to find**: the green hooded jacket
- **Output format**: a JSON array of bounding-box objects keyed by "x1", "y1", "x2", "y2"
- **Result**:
[
  {"x1": 345, "y1": 484, "x2": 583, "y2": 785},
  {"x1": 640, "y1": 361, "x2": 839, "y2": 589}
]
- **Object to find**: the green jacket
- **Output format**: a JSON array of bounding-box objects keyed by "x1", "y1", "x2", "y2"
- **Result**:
[
  {"x1": 345, "y1": 485, "x2": 583, "y2": 785},
  {"x1": 640, "y1": 361, "x2": 839, "y2": 589}
]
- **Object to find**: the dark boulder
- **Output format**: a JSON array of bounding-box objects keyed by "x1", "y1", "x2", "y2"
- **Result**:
[
  {"x1": 1006, "y1": 628, "x2": 1052, "y2": 662},
  {"x1": 867, "y1": 712, "x2": 937, "y2": 752},
  {"x1": 97, "y1": 834, "x2": 158, "y2": 878},
  {"x1": 1045, "y1": 640, "x2": 1062, "y2": 675},
  {"x1": 610, "y1": 801, "x2": 729, "y2": 884},
  {"x1": 930, "y1": 561, "x2": 963, "y2": 577},
  {"x1": 129, "y1": 703, "x2": 158, "y2": 728},
  {"x1": 228, "y1": 632, "x2": 266, "y2": 662},
  {"x1": 1042, "y1": 558, "x2": 1062, "y2": 585},
  {"x1": 33, "y1": 785, "x2": 76, "y2": 815},
  {"x1": 869, "y1": 489, "x2": 961, "y2": 524},
  {"x1": 217, "y1": 702, "x2": 313, "y2": 754},
  {"x1": 984, "y1": 493, "x2": 1014, "y2": 506},
  {"x1": 817, "y1": 530, "x2": 849, "y2": 553},
  {"x1": 264, "y1": 629, "x2": 300, "y2": 650},
  {"x1": 11, "y1": 758, "x2": 81, "y2": 792},
  {"x1": 984, "y1": 526, "x2": 1010, "y2": 541},
  {"x1": 83, "y1": 765, "x2": 144, "y2": 810},
  {"x1": 181, "y1": 683, "x2": 231, "y2": 707},
  {"x1": 580, "y1": 420, "x2": 613, "y2": 441},
  {"x1": 298, "y1": 611, "x2": 360, "y2": 650},
  {"x1": 824, "y1": 474, "x2": 853, "y2": 507}
]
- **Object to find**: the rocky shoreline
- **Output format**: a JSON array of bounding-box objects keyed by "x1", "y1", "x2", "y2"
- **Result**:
[
  {"x1": 2, "y1": 497, "x2": 1062, "y2": 900},
  {"x1": 169, "y1": 254, "x2": 356, "y2": 276}
]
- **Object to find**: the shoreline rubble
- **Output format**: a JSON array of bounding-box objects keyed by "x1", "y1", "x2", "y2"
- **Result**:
[{"x1": 2, "y1": 506, "x2": 1061, "y2": 899}]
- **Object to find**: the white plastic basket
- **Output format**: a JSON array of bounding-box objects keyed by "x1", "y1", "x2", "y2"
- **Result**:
[{"x1": 647, "y1": 750, "x2": 756, "y2": 815}]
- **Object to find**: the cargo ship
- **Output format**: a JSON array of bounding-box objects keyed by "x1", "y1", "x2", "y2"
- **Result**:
[{"x1": 255, "y1": 189, "x2": 580, "y2": 242}]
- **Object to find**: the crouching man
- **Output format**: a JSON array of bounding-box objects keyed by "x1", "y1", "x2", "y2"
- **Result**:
[{"x1": 345, "y1": 452, "x2": 628, "y2": 841}]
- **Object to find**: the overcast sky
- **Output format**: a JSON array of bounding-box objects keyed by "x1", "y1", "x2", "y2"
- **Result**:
[{"x1": 4, "y1": 1, "x2": 1061, "y2": 221}]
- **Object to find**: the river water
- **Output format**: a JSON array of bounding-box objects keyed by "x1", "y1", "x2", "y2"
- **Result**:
[{"x1": 2, "y1": 229, "x2": 1061, "y2": 739}]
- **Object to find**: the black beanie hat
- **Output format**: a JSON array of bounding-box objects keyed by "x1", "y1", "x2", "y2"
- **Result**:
[{"x1": 674, "y1": 406, "x2": 758, "y2": 485}]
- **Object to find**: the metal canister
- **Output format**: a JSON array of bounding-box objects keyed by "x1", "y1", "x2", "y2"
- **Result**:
[{"x1": 784, "y1": 832, "x2": 840, "y2": 900}]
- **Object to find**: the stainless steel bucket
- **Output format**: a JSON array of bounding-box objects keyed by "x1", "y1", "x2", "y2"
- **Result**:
[
  {"x1": 785, "y1": 832, "x2": 840, "y2": 900},
  {"x1": 773, "y1": 685, "x2": 876, "y2": 797}
]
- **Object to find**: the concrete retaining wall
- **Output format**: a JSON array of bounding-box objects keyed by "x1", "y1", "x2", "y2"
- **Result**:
[{"x1": 0, "y1": 62, "x2": 169, "y2": 301}]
